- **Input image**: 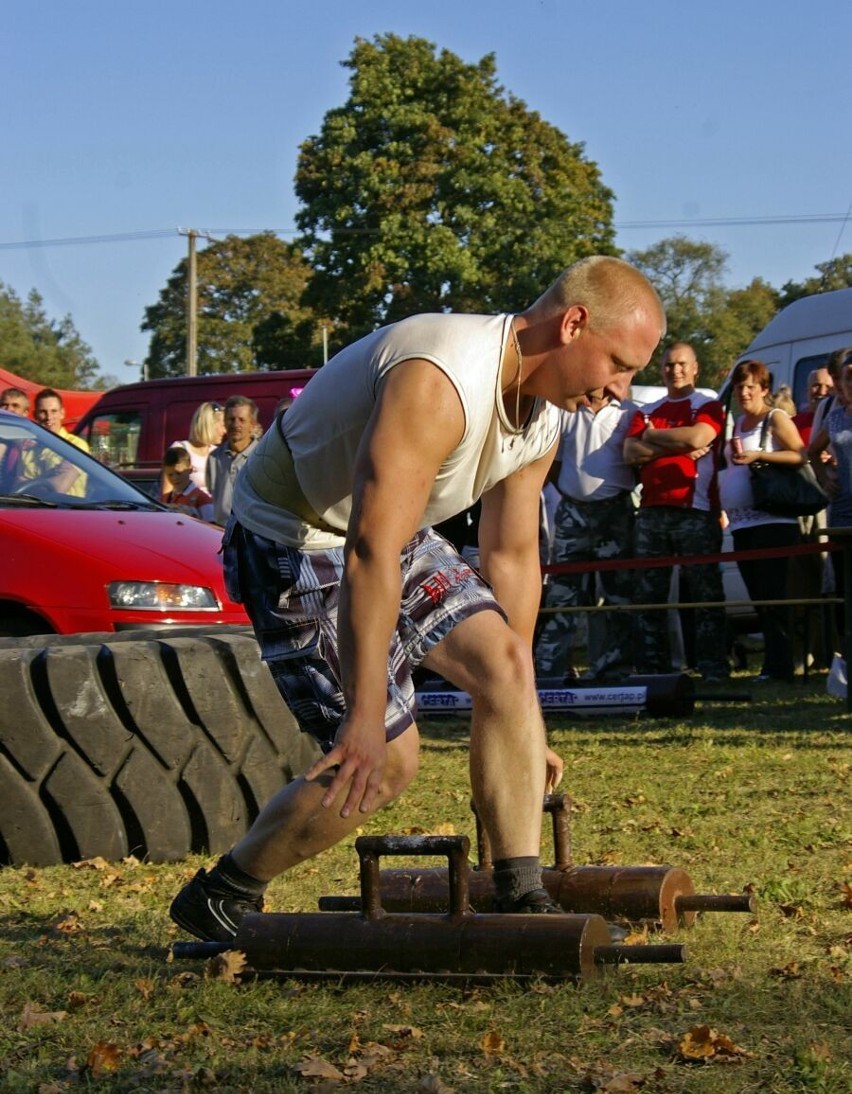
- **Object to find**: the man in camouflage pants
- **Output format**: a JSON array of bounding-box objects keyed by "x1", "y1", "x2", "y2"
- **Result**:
[
  {"x1": 623, "y1": 343, "x2": 729, "y2": 682},
  {"x1": 535, "y1": 393, "x2": 638, "y2": 683}
]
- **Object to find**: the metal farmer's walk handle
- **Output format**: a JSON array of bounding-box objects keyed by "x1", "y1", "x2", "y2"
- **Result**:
[
  {"x1": 320, "y1": 795, "x2": 757, "y2": 931},
  {"x1": 172, "y1": 834, "x2": 687, "y2": 982}
]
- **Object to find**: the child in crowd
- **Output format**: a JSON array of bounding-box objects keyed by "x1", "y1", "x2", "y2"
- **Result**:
[{"x1": 160, "y1": 446, "x2": 215, "y2": 521}]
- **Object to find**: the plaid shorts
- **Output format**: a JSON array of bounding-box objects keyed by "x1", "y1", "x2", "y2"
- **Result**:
[{"x1": 222, "y1": 518, "x2": 502, "y2": 750}]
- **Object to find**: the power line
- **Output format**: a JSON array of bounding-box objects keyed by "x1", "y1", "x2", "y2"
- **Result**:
[
  {"x1": 0, "y1": 228, "x2": 177, "y2": 250},
  {"x1": 0, "y1": 213, "x2": 850, "y2": 251}
]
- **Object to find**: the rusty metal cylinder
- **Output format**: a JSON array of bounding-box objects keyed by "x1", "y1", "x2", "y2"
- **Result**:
[
  {"x1": 550, "y1": 864, "x2": 697, "y2": 931},
  {"x1": 231, "y1": 908, "x2": 615, "y2": 981},
  {"x1": 320, "y1": 863, "x2": 700, "y2": 931}
]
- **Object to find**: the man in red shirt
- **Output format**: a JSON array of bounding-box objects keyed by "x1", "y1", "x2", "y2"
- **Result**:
[{"x1": 624, "y1": 343, "x2": 729, "y2": 681}]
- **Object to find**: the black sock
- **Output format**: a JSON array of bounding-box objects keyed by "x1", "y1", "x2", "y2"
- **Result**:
[
  {"x1": 208, "y1": 852, "x2": 267, "y2": 898},
  {"x1": 493, "y1": 856, "x2": 543, "y2": 905}
]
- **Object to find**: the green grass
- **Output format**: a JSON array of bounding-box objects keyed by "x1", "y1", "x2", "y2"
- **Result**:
[{"x1": 1, "y1": 672, "x2": 850, "y2": 1092}]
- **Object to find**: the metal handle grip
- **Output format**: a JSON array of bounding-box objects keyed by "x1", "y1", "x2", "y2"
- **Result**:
[{"x1": 356, "y1": 834, "x2": 471, "y2": 919}]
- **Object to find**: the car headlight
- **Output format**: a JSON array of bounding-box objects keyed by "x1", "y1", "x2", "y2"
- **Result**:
[{"x1": 107, "y1": 581, "x2": 219, "y2": 611}]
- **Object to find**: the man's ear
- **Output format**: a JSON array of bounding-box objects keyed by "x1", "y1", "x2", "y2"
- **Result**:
[{"x1": 559, "y1": 304, "x2": 590, "y2": 345}]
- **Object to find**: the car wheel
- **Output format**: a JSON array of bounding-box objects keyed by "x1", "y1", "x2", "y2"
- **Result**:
[
  {"x1": 0, "y1": 632, "x2": 320, "y2": 866},
  {"x1": 0, "y1": 608, "x2": 53, "y2": 638}
]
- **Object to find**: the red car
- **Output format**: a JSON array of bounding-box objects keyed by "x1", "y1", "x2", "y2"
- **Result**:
[{"x1": 0, "y1": 410, "x2": 249, "y2": 636}]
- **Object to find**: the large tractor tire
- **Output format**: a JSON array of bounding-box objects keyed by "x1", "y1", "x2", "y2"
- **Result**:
[{"x1": 0, "y1": 631, "x2": 320, "y2": 866}]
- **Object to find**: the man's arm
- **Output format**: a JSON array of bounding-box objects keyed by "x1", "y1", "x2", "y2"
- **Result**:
[
  {"x1": 477, "y1": 445, "x2": 565, "y2": 790},
  {"x1": 639, "y1": 420, "x2": 718, "y2": 453},
  {"x1": 477, "y1": 445, "x2": 557, "y2": 645},
  {"x1": 306, "y1": 359, "x2": 465, "y2": 818}
]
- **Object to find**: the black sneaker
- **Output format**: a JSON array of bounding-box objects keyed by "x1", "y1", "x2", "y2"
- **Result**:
[
  {"x1": 169, "y1": 868, "x2": 264, "y2": 943},
  {"x1": 496, "y1": 887, "x2": 564, "y2": 913}
]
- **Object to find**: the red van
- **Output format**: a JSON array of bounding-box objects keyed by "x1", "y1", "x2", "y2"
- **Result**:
[{"x1": 74, "y1": 369, "x2": 316, "y2": 491}]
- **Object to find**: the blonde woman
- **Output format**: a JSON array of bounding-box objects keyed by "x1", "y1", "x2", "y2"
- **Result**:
[{"x1": 171, "y1": 401, "x2": 226, "y2": 489}]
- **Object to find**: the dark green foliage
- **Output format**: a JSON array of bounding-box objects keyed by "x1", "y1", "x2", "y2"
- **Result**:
[
  {"x1": 141, "y1": 233, "x2": 325, "y2": 378},
  {"x1": 628, "y1": 237, "x2": 779, "y2": 388},
  {"x1": 295, "y1": 34, "x2": 617, "y2": 348},
  {"x1": 778, "y1": 253, "x2": 852, "y2": 308},
  {"x1": 0, "y1": 281, "x2": 101, "y2": 389}
]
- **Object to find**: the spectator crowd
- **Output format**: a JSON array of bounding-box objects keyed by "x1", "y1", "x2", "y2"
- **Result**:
[{"x1": 5, "y1": 339, "x2": 850, "y2": 688}]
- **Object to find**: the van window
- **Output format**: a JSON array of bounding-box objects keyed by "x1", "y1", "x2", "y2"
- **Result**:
[
  {"x1": 792, "y1": 354, "x2": 830, "y2": 412},
  {"x1": 80, "y1": 411, "x2": 143, "y2": 469}
]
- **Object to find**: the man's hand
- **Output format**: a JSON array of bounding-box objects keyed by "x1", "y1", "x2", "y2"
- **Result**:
[
  {"x1": 545, "y1": 746, "x2": 564, "y2": 791},
  {"x1": 303, "y1": 718, "x2": 387, "y2": 818}
]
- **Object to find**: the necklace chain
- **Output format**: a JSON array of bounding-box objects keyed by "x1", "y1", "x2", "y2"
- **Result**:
[{"x1": 509, "y1": 318, "x2": 524, "y2": 433}]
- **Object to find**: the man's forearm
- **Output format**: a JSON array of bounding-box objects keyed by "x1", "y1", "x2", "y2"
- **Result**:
[
  {"x1": 338, "y1": 550, "x2": 403, "y2": 722},
  {"x1": 481, "y1": 548, "x2": 542, "y2": 646},
  {"x1": 642, "y1": 425, "x2": 715, "y2": 452}
]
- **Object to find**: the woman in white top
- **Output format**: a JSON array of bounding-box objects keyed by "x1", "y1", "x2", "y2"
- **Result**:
[
  {"x1": 719, "y1": 359, "x2": 807, "y2": 682},
  {"x1": 171, "y1": 401, "x2": 226, "y2": 490}
]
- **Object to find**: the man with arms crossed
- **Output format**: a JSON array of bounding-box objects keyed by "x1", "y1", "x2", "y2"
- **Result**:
[
  {"x1": 624, "y1": 343, "x2": 729, "y2": 681},
  {"x1": 170, "y1": 257, "x2": 665, "y2": 941}
]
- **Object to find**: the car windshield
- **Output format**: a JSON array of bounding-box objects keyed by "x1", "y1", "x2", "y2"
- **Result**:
[{"x1": 0, "y1": 412, "x2": 159, "y2": 507}]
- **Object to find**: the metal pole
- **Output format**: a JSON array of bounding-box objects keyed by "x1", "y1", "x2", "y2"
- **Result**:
[{"x1": 186, "y1": 229, "x2": 198, "y2": 376}]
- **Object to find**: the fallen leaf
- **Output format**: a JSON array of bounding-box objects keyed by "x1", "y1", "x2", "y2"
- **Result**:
[
  {"x1": 623, "y1": 928, "x2": 649, "y2": 946},
  {"x1": 71, "y1": 857, "x2": 110, "y2": 870},
  {"x1": 85, "y1": 1042, "x2": 122, "y2": 1076},
  {"x1": 204, "y1": 949, "x2": 247, "y2": 983},
  {"x1": 134, "y1": 978, "x2": 155, "y2": 999},
  {"x1": 382, "y1": 1023, "x2": 423, "y2": 1039},
  {"x1": 480, "y1": 1030, "x2": 505, "y2": 1056},
  {"x1": 677, "y1": 1025, "x2": 752, "y2": 1061},
  {"x1": 18, "y1": 1003, "x2": 67, "y2": 1030},
  {"x1": 602, "y1": 1072, "x2": 646, "y2": 1092},
  {"x1": 168, "y1": 971, "x2": 200, "y2": 989},
  {"x1": 293, "y1": 1054, "x2": 344, "y2": 1080},
  {"x1": 51, "y1": 913, "x2": 82, "y2": 934}
]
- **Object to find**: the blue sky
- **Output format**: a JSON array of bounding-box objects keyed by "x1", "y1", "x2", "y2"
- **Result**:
[{"x1": 3, "y1": 0, "x2": 850, "y2": 380}]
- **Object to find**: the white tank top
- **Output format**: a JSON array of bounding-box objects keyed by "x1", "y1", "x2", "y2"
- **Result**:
[{"x1": 234, "y1": 313, "x2": 561, "y2": 548}]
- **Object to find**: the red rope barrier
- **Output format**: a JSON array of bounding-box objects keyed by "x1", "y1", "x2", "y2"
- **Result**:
[{"x1": 542, "y1": 538, "x2": 838, "y2": 577}]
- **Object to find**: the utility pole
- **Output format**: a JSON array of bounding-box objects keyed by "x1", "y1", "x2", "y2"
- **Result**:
[
  {"x1": 178, "y1": 228, "x2": 214, "y2": 376},
  {"x1": 179, "y1": 228, "x2": 199, "y2": 377}
]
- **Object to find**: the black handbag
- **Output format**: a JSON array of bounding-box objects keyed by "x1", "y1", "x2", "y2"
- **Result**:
[{"x1": 748, "y1": 414, "x2": 828, "y2": 518}]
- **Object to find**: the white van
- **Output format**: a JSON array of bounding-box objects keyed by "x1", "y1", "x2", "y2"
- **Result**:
[{"x1": 728, "y1": 287, "x2": 852, "y2": 407}]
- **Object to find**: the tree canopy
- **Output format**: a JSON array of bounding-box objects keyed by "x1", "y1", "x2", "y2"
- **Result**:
[
  {"x1": 140, "y1": 233, "x2": 324, "y2": 378},
  {"x1": 628, "y1": 236, "x2": 779, "y2": 388},
  {"x1": 0, "y1": 282, "x2": 101, "y2": 389},
  {"x1": 294, "y1": 34, "x2": 616, "y2": 346},
  {"x1": 777, "y1": 253, "x2": 852, "y2": 308}
]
